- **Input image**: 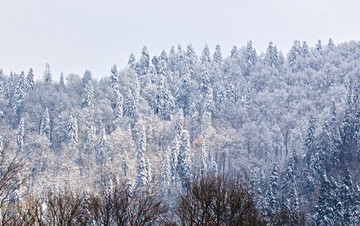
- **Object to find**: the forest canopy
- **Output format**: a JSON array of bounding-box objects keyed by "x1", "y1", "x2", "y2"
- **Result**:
[{"x1": 0, "y1": 39, "x2": 360, "y2": 224}]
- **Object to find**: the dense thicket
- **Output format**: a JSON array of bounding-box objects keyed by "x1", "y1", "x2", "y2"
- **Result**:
[{"x1": 1, "y1": 39, "x2": 360, "y2": 224}]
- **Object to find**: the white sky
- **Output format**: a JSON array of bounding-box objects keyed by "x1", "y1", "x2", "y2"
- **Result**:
[{"x1": 0, "y1": 0, "x2": 359, "y2": 80}]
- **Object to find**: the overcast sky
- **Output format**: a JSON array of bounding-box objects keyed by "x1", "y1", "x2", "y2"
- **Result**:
[{"x1": 1, "y1": 0, "x2": 359, "y2": 80}]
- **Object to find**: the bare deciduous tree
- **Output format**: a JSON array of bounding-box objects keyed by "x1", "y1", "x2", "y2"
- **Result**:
[{"x1": 175, "y1": 174, "x2": 265, "y2": 225}]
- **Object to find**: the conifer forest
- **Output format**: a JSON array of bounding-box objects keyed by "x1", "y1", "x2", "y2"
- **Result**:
[{"x1": 1, "y1": 39, "x2": 360, "y2": 225}]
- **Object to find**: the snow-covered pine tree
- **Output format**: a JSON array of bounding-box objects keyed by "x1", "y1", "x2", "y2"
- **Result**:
[
  {"x1": 123, "y1": 89, "x2": 138, "y2": 119},
  {"x1": 96, "y1": 128, "x2": 107, "y2": 167},
  {"x1": 302, "y1": 41, "x2": 310, "y2": 57},
  {"x1": 246, "y1": 40, "x2": 257, "y2": 65},
  {"x1": 305, "y1": 115, "x2": 316, "y2": 156},
  {"x1": 269, "y1": 163, "x2": 279, "y2": 192},
  {"x1": 328, "y1": 38, "x2": 335, "y2": 51},
  {"x1": 84, "y1": 126, "x2": 95, "y2": 156},
  {"x1": 144, "y1": 156, "x2": 151, "y2": 187},
  {"x1": 264, "y1": 42, "x2": 279, "y2": 68},
  {"x1": 139, "y1": 46, "x2": 150, "y2": 75},
  {"x1": 287, "y1": 40, "x2": 302, "y2": 72},
  {"x1": 17, "y1": 118, "x2": 25, "y2": 152},
  {"x1": 59, "y1": 72, "x2": 65, "y2": 88},
  {"x1": 81, "y1": 71, "x2": 94, "y2": 109},
  {"x1": 169, "y1": 138, "x2": 178, "y2": 184},
  {"x1": 213, "y1": 44, "x2": 223, "y2": 64},
  {"x1": 315, "y1": 40, "x2": 323, "y2": 54},
  {"x1": 67, "y1": 115, "x2": 78, "y2": 146},
  {"x1": 110, "y1": 64, "x2": 119, "y2": 90},
  {"x1": 161, "y1": 148, "x2": 170, "y2": 194},
  {"x1": 175, "y1": 73, "x2": 191, "y2": 115},
  {"x1": 265, "y1": 184, "x2": 276, "y2": 221},
  {"x1": 112, "y1": 90, "x2": 123, "y2": 119},
  {"x1": 340, "y1": 168, "x2": 353, "y2": 225},
  {"x1": 43, "y1": 63, "x2": 52, "y2": 86},
  {"x1": 13, "y1": 71, "x2": 26, "y2": 112},
  {"x1": 201, "y1": 44, "x2": 211, "y2": 64},
  {"x1": 329, "y1": 101, "x2": 341, "y2": 166},
  {"x1": 199, "y1": 137, "x2": 208, "y2": 176},
  {"x1": 226, "y1": 82, "x2": 236, "y2": 104},
  {"x1": 186, "y1": 44, "x2": 196, "y2": 75},
  {"x1": 202, "y1": 87, "x2": 214, "y2": 115},
  {"x1": 230, "y1": 45, "x2": 238, "y2": 58},
  {"x1": 154, "y1": 81, "x2": 174, "y2": 121},
  {"x1": 0, "y1": 70, "x2": 5, "y2": 99},
  {"x1": 200, "y1": 69, "x2": 210, "y2": 95},
  {"x1": 176, "y1": 130, "x2": 191, "y2": 188},
  {"x1": 25, "y1": 68, "x2": 35, "y2": 94},
  {"x1": 313, "y1": 173, "x2": 334, "y2": 225},
  {"x1": 40, "y1": 107, "x2": 51, "y2": 141},
  {"x1": 128, "y1": 53, "x2": 136, "y2": 69},
  {"x1": 136, "y1": 128, "x2": 147, "y2": 188}
]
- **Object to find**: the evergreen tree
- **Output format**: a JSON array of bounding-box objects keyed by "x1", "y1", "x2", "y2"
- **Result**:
[
  {"x1": 136, "y1": 128, "x2": 147, "y2": 188},
  {"x1": 175, "y1": 74, "x2": 191, "y2": 115},
  {"x1": 128, "y1": 53, "x2": 136, "y2": 69},
  {"x1": 176, "y1": 130, "x2": 191, "y2": 188},
  {"x1": 154, "y1": 82, "x2": 174, "y2": 121},
  {"x1": 315, "y1": 40, "x2": 323, "y2": 54},
  {"x1": 340, "y1": 168, "x2": 353, "y2": 225},
  {"x1": 305, "y1": 115, "x2": 316, "y2": 154},
  {"x1": 281, "y1": 154, "x2": 294, "y2": 194},
  {"x1": 59, "y1": 72, "x2": 65, "y2": 88},
  {"x1": 17, "y1": 118, "x2": 25, "y2": 152},
  {"x1": 25, "y1": 68, "x2": 35, "y2": 94},
  {"x1": 230, "y1": 45, "x2": 238, "y2": 58},
  {"x1": 96, "y1": 128, "x2": 107, "y2": 167},
  {"x1": 289, "y1": 181, "x2": 299, "y2": 219},
  {"x1": 13, "y1": 71, "x2": 26, "y2": 111},
  {"x1": 287, "y1": 40, "x2": 302, "y2": 72},
  {"x1": 210, "y1": 153, "x2": 218, "y2": 175},
  {"x1": 113, "y1": 90, "x2": 123, "y2": 119},
  {"x1": 302, "y1": 41, "x2": 310, "y2": 57},
  {"x1": 202, "y1": 88, "x2": 214, "y2": 114},
  {"x1": 144, "y1": 156, "x2": 151, "y2": 186},
  {"x1": 213, "y1": 44, "x2": 223, "y2": 64},
  {"x1": 123, "y1": 89, "x2": 138, "y2": 119},
  {"x1": 313, "y1": 173, "x2": 334, "y2": 225},
  {"x1": 200, "y1": 69, "x2": 210, "y2": 94},
  {"x1": 139, "y1": 46, "x2": 150, "y2": 75},
  {"x1": 265, "y1": 184, "x2": 276, "y2": 221},
  {"x1": 186, "y1": 44, "x2": 196, "y2": 75},
  {"x1": 161, "y1": 148, "x2": 170, "y2": 194},
  {"x1": 326, "y1": 102, "x2": 340, "y2": 167},
  {"x1": 199, "y1": 137, "x2": 208, "y2": 176},
  {"x1": 341, "y1": 106, "x2": 352, "y2": 146},
  {"x1": 67, "y1": 115, "x2": 78, "y2": 146},
  {"x1": 201, "y1": 44, "x2": 211, "y2": 63},
  {"x1": 269, "y1": 163, "x2": 279, "y2": 192},
  {"x1": 81, "y1": 71, "x2": 94, "y2": 109},
  {"x1": 43, "y1": 63, "x2": 52, "y2": 86},
  {"x1": 110, "y1": 65, "x2": 119, "y2": 90},
  {"x1": 243, "y1": 41, "x2": 257, "y2": 76},
  {"x1": 328, "y1": 38, "x2": 335, "y2": 51},
  {"x1": 226, "y1": 82, "x2": 236, "y2": 103},
  {"x1": 85, "y1": 126, "x2": 95, "y2": 155},
  {"x1": 216, "y1": 85, "x2": 226, "y2": 112},
  {"x1": 246, "y1": 40, "x2": 257, "y2": 64},
  {"x1": 169, "y1": 138, "x2": 178, "y2": 184},
  {"x1": 264, "y1": 41, "x2": 279, "y2": 68},
  {"x1": 0, "y1": 69, "x2": 5, "y2": 99},
  {"x1": 158, "y1": 50, "x2": 168, "y2": 75},
  {"x1": 174, "y1": 109, "x2": 184, "y2": 140},
  {"x1": 40, "y1": 107, "x2": 51, "y2": 140}
]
